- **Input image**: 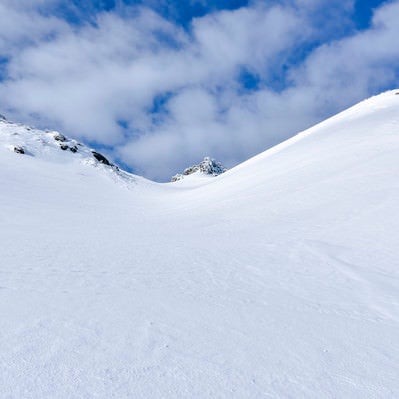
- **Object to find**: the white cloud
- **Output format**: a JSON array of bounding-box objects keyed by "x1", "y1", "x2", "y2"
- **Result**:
[
  {"x1": 0, "y1": 0, "x2": 399, "y2": 180},
  {"x1": 0, "y1": 2, "x2": 68, "y2": 55},
  {"x1": 290, "y1": 1, "x2": 399, "y2": 104}
]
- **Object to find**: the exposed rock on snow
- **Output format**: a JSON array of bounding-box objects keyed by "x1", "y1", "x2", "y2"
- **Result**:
[
  {"x1": 53, "y1": 133, "x2": 66, "y2": 142},
  {"x1": 0, "y1": 115, "x2": 123, "y2": 176},
  {"x1": 171, "y1": 156, "x2": 227, "y2": 182},
  {"x1": 171, "y1": 174, "x2": 182, "y2": 182},
  {"x1": 60, "y1": 143, "x2": 78, "y2": 153},
  {"x1": 91, "y1": 151, "x2": 111, "y2": 165},
  {"x1": 13, "y1": 145, "x2": 25, "y2": 154}
]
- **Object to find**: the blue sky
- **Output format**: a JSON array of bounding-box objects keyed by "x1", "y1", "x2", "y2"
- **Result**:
[
  {"x1": 48, "y1": 0, "x2": 384, "y2": 29},
  {"x1": 0, "y1": 0, "x2": 397, "y2": 180}
]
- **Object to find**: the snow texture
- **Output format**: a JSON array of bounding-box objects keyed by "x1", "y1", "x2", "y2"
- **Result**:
[{"x1": 1, "y1": 91, "x2": 399, "y2": 398}]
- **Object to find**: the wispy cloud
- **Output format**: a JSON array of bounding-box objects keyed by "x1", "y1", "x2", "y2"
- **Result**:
[{"x1": 0, "y1": 0, "x2": 398, "y2": 180}]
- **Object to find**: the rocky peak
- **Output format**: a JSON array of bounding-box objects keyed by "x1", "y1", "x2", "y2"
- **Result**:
[{"x1": 171, "y1": 157, "x2": 227, "y2": 182}]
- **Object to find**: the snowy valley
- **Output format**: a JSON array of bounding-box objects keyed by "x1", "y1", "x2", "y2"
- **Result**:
[{"x1": 0, "y1": 91, "x2": 399, "y2": 398}]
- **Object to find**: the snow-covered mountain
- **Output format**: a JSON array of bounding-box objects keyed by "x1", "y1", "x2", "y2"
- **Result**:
[
  {"x1": 0, "y1": 115, "x2": 119, "y2": 168},
  {"x1": 171, "y1": 156, "x2": 227, "y2": 182},
  {"x1": 1, "y1": 90, "x2": 399, "y2": 398}
]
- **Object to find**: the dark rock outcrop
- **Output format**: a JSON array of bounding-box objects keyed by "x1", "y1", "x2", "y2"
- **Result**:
[
  {"x1": 54, "y1": 133, "x2": 66, "y2": 142},
  {"x1": 13, "y1": 146, "x2": 25, "y2": 154},
  {"x1": 60, "y1": 144, "x2": 78, "y2": 153},
  {"x1": 91, "y1": 151, "x2": 111, "y2": 165},
  {"x1": 59, "y1": 143, "x2": 78, "y2": 153}
]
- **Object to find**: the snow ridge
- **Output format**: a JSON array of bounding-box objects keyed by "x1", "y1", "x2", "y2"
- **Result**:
[{"x1": 0, "y1": 115, "x2": 125, "y2": 170}]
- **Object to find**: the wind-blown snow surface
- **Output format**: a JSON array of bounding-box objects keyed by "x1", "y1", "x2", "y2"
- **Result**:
[{"x1": 1, "y1": 91, "x2": 399, "y2": 398}]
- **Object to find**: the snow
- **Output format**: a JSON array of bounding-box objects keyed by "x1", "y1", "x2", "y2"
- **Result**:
[{"x1": 1, "y1": 90, "x2": 399, "y2": 398}]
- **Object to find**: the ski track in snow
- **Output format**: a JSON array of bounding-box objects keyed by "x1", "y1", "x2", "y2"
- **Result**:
[{"x1": 0, "y1": 91, "x2": 399, "y2": 397}]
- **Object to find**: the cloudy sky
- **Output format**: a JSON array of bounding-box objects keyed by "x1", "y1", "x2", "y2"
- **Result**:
[{"x1": 0, "y1": 0, "x2": 397, "y2": 180}]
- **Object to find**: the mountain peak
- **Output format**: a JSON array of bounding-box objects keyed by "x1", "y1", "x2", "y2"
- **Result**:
[{"x1": 171, "y1": 156, "x2": 227, "y2": 182}]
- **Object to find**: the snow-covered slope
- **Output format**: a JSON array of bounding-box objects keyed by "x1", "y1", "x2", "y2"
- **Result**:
[{"x1": 1, "y1": 91, "x2": 399, "y2": 398}]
